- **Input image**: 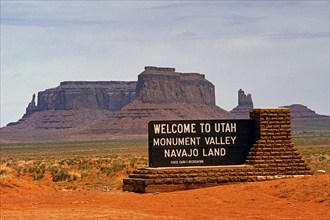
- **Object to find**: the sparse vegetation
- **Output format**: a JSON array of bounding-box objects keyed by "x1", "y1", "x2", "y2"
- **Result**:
[
  {"x1": 0, "y1": 138, "x2": 148, "y2": 189},
  {"x1": 292, "y1": 131, "x2": 329, "y2": 173},
  {"x1": 0, "y1": 135, "x2": 328, "y2": 190}
]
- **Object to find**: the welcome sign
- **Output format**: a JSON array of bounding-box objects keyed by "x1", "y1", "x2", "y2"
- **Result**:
[{"x1": 148, "y1": 119, "x2": 255, "y2": 167}]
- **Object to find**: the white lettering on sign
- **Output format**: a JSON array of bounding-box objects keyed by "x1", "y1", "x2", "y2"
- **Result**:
[
  {"x1": 214, "y1": 123, "x2": 236, "y2": 133},
  {"x1": 153, "y1": 123, "x2": 196, "y2": 134},
  {"x1": 164, "y1": 148, "x2": 199, "y2": 157},
  {"x1": 153, "y1": 137, "x2": 201, "y2": 146},
  {"x1": 204, "y1": 136, "x2": 236, "y2": 145},
  {"x1": 202, "y1": 148, "x2": 226, "y2": 156},
  {"x1": 200, "y1": 123, "x2": 211, "y2": 133}
]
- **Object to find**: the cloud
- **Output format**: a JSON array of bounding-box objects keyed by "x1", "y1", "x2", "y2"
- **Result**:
[{"x1": 1, "y1": 1, "x2": 329, "y2": 126}]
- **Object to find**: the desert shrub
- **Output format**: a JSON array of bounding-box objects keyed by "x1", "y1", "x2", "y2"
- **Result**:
[
  {"x1": 100, "y1": 167, "x2": 113, "y2": 176},
  {"x1": 129, "y1": 157, "x2": 137, "y2": 168},
  {"x1": 52, "y1": 169, "x2": 70, "y2": 182},
  {"x1": 48, "y1": 165, "x2": 60, "y2": 175},
  {"x1": 77, "y1": 159, "x2": 89, "y2": 169},
  {"x1": 68, "y1": 171, "x2": 81, "y2": 181},
  {"x1": 0, "y1": 163, "x2": 15, "y2": 182},
  {"x1": 28, "y1": 167, "x2": 41, "y2": 174},
  {"x1": 297, "y1": 146, "x2": 330, "y2": 173},
  {"x1": 111, "y1": 160, "x2": 126, "y2": 173},
  {"x1": 0, "y1": 163, "x2": 12, "y2": 176},
  {"x1": 16, "y1": 167, "x2": 23, "y2": 177},
  {"x1": 81, "y1": 172, "x2": 89, "y2": 179},
  {"x1": 26, "y1": 163, "x2": 46, "y2": 180}
]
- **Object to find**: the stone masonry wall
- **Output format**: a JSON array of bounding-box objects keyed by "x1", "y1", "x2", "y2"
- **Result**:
[
  {"x1": 123, "y1": 108, "x2": 312, "y2": 193},
  {"x1": 246, "y1": 108, "x2": 311, "y2": 177}
]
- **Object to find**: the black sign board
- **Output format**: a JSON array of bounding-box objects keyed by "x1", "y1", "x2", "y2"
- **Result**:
[{"x1": 148, "y1": 119, "x2": 255, "y2": 167}]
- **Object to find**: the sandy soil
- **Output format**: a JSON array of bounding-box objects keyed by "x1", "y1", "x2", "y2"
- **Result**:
[{"x1": 1, "y1": 174, "x2": 329, "y2": 220}]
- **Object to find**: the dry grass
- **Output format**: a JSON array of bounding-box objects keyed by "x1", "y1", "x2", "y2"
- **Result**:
[
  {"x1": 0, "y1": 155, "x2": 148, "y2": 190},
  {"x1": 1, "y1": 136, "x2": 329, "y2": 190},
  {"x1": 0, "y1": 163, "x2": 15, "y2": 184}
]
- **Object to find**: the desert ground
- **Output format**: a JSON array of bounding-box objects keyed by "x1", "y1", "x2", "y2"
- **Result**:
[
  {"x1": 1, "y1": 173, "x2": 329, "y2": 219},
  {"x1": 1, "y1": 136, "x2": 329, "y2": 219}
]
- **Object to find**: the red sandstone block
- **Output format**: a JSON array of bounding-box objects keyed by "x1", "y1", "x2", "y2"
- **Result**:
[
  {"x1": 217, "y1": 177, "x2": 227, "y2": 183},
  {"x1": 153, "y1": 179, "x2": 164, "y2": 184},
  {"x1": 255, "y1": 164, "x2": 269, "y2": 168},
  {"x1": 296, "y1": 170, "x2": 308, "y2": 174},
  {"x1": 260, "y1": 121, "x2": 268, "y2": 126},
  {"x1": 267, "y1": 120, "x2": 276, "y2": 125},
  {"x1": 270, "y1": 152, "x2": 280, "y2": 156},
  {"x1": 145, "y1": 179, "x2": 155, "y2": 184},
  {"x1": 248, "y1": 176, "x2": 258, "y2": 181},
  {"x1": 184, "y1": 178, "x2": 194, "y2": 183},
  {"x1": 238, "y1": 176, "x2": 248, "y2": 182},
  {"x1": 207, "y1": 177, "x2": 218, "y2": 183},
  {"x1": 265, "y1": 140, "x2": 275, "y2": 144},
  {"x1": 227, "y1": 176, "x2": 237, "y2": 182},
  {"x1": 267, "y1": 113, "x2": 278, "y2": 117},
  {"x1": 173, "y1": 178, "x2": 184, "y2": 184},
  {"x1": 194, "y1": 177, "x2": 207, "y2": 183}
]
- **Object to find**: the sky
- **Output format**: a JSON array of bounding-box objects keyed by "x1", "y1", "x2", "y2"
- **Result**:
[{"x1": 1, "y1": 0, "x2": 329, "y2": 127}]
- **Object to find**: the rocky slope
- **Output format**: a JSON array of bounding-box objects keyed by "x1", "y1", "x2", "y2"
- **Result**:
[
  {"x1": 280, "y1": 104, "x2": 329, "y2": 130},
  {"x1": 281, "y1": 104, "x2": 329, "y2": 120},
  {"x1": 25, "y1": 81, "x2": 136, "y2": 113},
  {"x1": 1, "y1": 66, "x2": 233, "y2": 142},
  {"x1": 2, "y1": 66, "x2": 328, "y2": 142}
]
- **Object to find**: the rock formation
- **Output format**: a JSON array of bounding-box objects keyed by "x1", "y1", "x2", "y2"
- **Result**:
[
  {"x1": 34, "y1": 81, "x2": 136, "y2": 112},
  {"x1": 230, "y1": 89, "x2": 253, "y2": 119},
  {"x1": 24, "y1": 94, "x2": 37, "y2": 117},
  {"x1": 136, "y1": 66, "x2": 215, "y2": 105},
  {"x1": 17, "y1": 67, "x2": 216, "y2": 119},
  {"x1": 2, "y1": 66, "x2": 233, "y2": 141},
  {"x1": 3, "y1": 66, "x2": 328, "y2": 143},
  {"x1": 281, "y1": 104, "x2": 329, "y2": 120},
  {"x1": 279, "y1": 104, "x2": 329, "y2": 130}
]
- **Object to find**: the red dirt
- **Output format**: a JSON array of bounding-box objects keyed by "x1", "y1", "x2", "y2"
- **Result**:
[{"x1": 1, "y1": 174, "x2": 329, "y2": 219}]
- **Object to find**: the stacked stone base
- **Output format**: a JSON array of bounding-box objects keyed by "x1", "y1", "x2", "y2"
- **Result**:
[
  {"x1": 123, "y1": 165, "x2": 249, "y2": 193},
  {"x1": 123, "y1": 164, "x2": 311, "y2": 193},
  {"x1": 123, "y1": 108, "x2": 312, "y2": 193}
]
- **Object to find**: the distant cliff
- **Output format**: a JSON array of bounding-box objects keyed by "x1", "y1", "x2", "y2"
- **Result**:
[
  {"x1": 20, "y1": 66, "x2": 216, "y2": 119},
  {"x1": 136, "y1": 66, "x2": 215, "y2": 105},
  {"x1": 26, "y1": 81, "x2": 136, "y2": 113},
  {"x1": 281, "y1": 104, "x2": 329, "y2": 121},
  {"x1": 3, "y1": 66, "x2": 328, "y2": 142},
  {"x1": 4, "y1": 66, "x2": 232, "y2": 138}
]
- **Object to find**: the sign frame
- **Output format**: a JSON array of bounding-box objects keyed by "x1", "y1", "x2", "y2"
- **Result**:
[{"x1": 148, "y1": 119, "x2": 255, "y2": 167}]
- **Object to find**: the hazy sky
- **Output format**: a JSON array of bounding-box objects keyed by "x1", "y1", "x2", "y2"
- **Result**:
[{"x1": 1, "y1": 1, "x2": 329, "y2": 127}]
